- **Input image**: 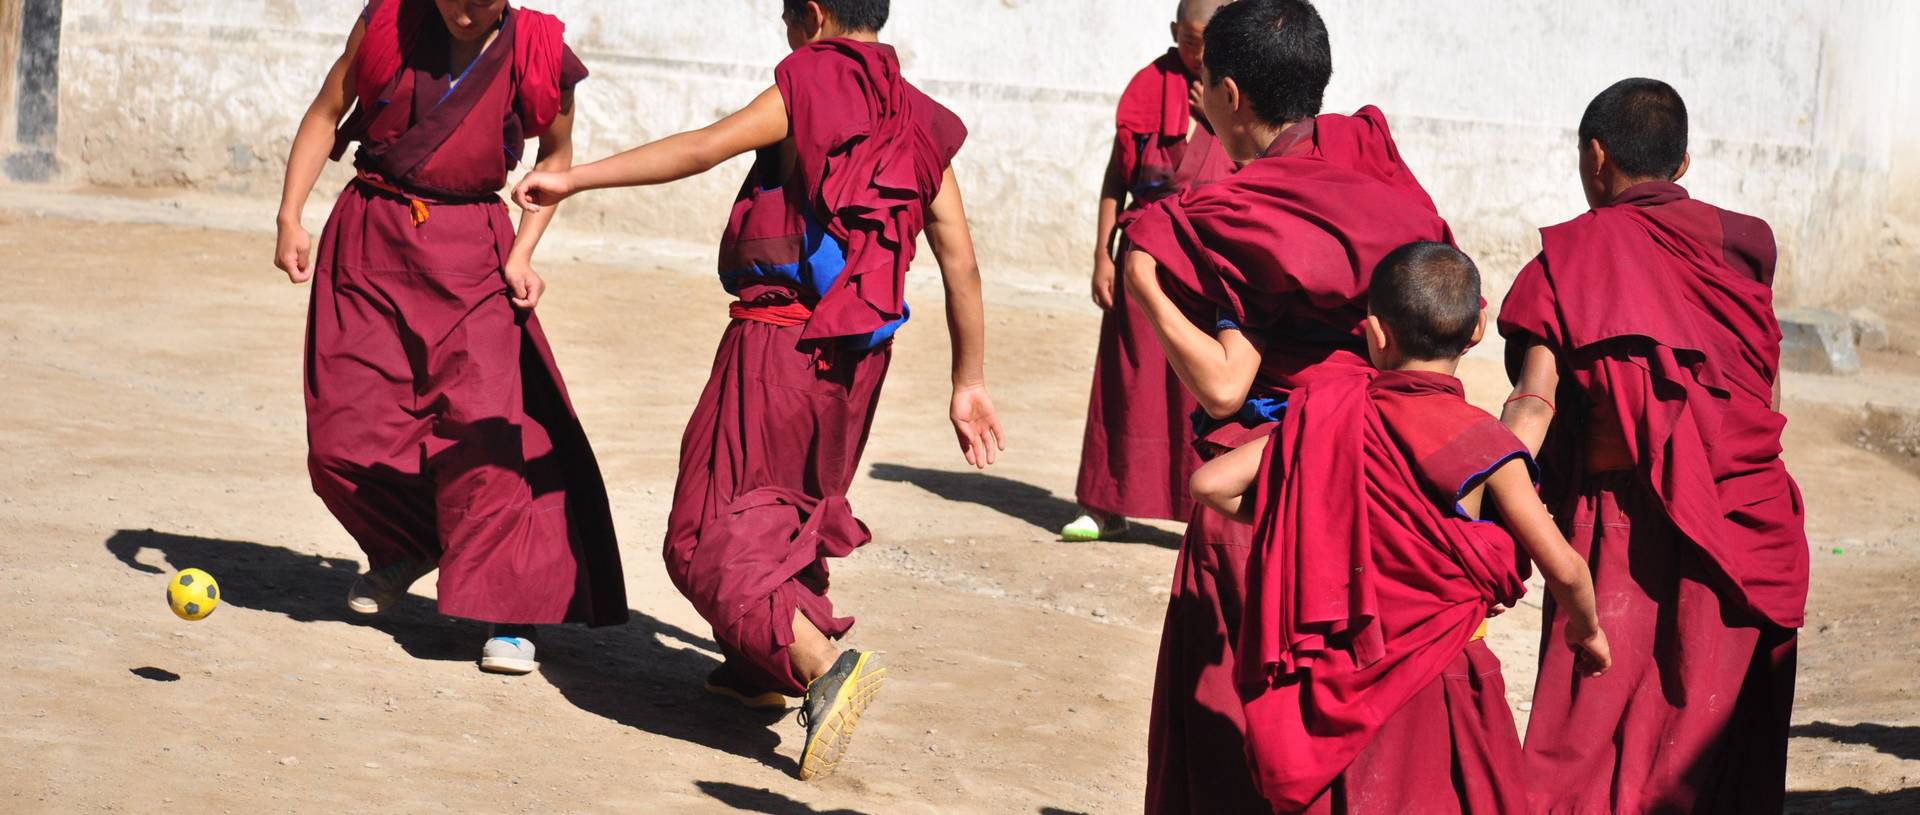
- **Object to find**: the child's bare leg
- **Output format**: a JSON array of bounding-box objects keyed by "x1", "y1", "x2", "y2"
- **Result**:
[
  {"x1": 1189, "y1": 435, "x2": 1269, "y2": 524},
  {"x1": 790, "y1": 609, "x2": 840, "y2": 684}
]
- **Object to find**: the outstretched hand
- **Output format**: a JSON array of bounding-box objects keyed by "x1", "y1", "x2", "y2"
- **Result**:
[
  {"x1": 512, "y1": 170, "x2": 575, "y2": 213},
  {"x1": 275, "y1": 221, "x2": 313, "y2": 284},
  {"x1": 503, "y1": 259, "x2": 546, "y2": 310},
  {"x1": 950, "y1": 383, "x2": 1006, "y2": 469},
  {"x1": 1566, "y1": 619, "x2": 1613, "y2": 678}
]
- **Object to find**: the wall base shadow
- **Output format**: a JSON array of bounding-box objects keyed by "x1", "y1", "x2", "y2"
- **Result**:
[
  {"x1": 1786, "y1": 787, "x2": 1920, "y2": 814},
  {"x1": 696, "y1": 781, "x2": 870, "y2": 815},
  {"x1": 868, "y1": 462, "x2": 1183, "y2": 549},
  {"x1": 1793, "y1": 721, "x2": 1920, "y2": 762},
  {"x1": 106, "y1": 528, "x2": 796, "y2": 775}
]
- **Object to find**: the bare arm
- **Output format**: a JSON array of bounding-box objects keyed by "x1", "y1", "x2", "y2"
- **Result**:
[
  {"x1": 1501, "y1": 341, "x2": 1562, "y2": 456},
  {"x1": 514, "y1": 86, "x2": 789, "y2": 210},
  {"x1": 1122, "y1": 249, "x2": 1264, "y2": 419},
  {"x1": 274, "y1": 19, "x2": 365, "y2": 283},
  {"x1": 1189, "y1": 435, "x2": 1267, "y2": 524},
  {"x1": 1089, "y1": 149, "x2": 1126, "y2": 310},
  {"x1": 495, "y1": 91, "x2": 578, "y2": 311},
  {"x1": 925, "y1": 166, "x2": 1005, "y2": 469},
  {"x1": 1486, "y1": 461, "x2": 1611, "y2": 676}
]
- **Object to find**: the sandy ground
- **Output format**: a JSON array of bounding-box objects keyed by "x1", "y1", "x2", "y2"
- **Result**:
[{"x1": 0, "y1": 200, "x2": 1916, "y2": 814}]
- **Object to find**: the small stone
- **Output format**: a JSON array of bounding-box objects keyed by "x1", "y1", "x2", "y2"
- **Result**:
[
  {"x1": 363, "y1": 761, "x2": 382, "y2": 769},
  {"x1": 1092, "y1": 608, "x2": 1109, "y2": 618},
  {"x1": 1849, "y1": 308, "x2": 1891, "y2": 352},
  {"x1": 277, "y1": 756, "x2": 299, "y2": 767},
  {"x1": 1778, "y1": 308, "x2": 1861, "y2": 375}
]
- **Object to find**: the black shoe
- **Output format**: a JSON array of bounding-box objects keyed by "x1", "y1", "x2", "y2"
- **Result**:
[
  {"x1": 705, "y1": 664, "x2": 792, "y2": 711},
  {"x1": 796, "y1": 649, "x2": 887, "y2": 781}
]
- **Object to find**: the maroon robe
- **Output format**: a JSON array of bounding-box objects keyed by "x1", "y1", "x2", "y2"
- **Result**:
[
  {"x1": 1498, "y1": 182, "x2": 1807, "y2": 813},
  {"x1": 1125, "y1": 107, "x2": 1453, "y2": 815},
  {"x1": 1240, "y1": 371, "x2": 1531, "y2": 814},
  {"x1": 306, "y1": 2, "x2": 625, "y2": 626},
  {"x1": 662, "y1": 39, "x2": 965, "y2": 696},
  {"x1": 1076, "y1": 49, "x2": 1236, "y2": 522}
]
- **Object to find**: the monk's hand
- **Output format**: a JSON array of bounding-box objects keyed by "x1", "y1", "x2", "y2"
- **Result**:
[
  {"x1": 1487, "y1": 604, "x2": 1510, "y2": 619},
  {"x1": 1188, "y1": 79, "x2": 1205, "y2": 115},
  {"x1": 1091, "y1": 252, "x2": 1118, "y2": 311},
  {"x1": 950, "y1": 383, "x2": 1006, "y2": 469},
  {"x1": 512, "y1": 170, "x2": 574, "y2": 213},
  {"x1": 1565, "y1": 618, "x2": 1613, "y2": 678},
  {"x1": 503, "y1": 259, "x2": 546, "y2": 310},
  {"x1": 275, "y1": 219, "x2": 312, "y2": 284}
]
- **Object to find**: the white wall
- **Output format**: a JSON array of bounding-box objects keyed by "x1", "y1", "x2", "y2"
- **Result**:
[{"x1": 40, "y1": 0, "x2": 1920, "y2": 305}]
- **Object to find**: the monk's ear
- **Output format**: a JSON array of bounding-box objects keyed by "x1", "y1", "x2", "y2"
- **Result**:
[
  {"x1": 1468, "y1": 310, "x2": 1488, "y2": 349},
  {"x1": 1585, "y1": 138, "x2": 1609, "y2": 178},
  {"x1": 1222, "y1": 76, "x2": 1246, "y2": 116},
  {"x1": 1170, "y1": 20, "x2": 1180, "y2": 44},
  {"x1": 804, "y1": 1, "x2": 829, "y2": 36},
  {"x1": 1365, "y1": 315, "x2": 1391, "y2": 356},
  {"x1": 1673, "y1": 152, "x2": 1691, "y2": 182}
]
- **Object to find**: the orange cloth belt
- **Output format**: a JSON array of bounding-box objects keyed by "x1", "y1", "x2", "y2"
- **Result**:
[
  {"x1": 354, "y1": 172, "x2": 432, "y2": 226},
  {"x1": 1471, "y1": 620, "x2": 1489, "y2": 642},
  {"x1": 729, "y1": 300, "x2": 813, "y2": 327}
]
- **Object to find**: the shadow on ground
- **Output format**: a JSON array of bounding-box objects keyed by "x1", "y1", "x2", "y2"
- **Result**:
[
  {"x1": 696, "y1": 781, "x2": 870, "y2": 815},
  {"x1": 868, "y1": 462, "x2": 1182, "y2": 549},
  {"x1": 1786, "y1": 787, "x2": 1920, "y2": 814},
  {"x1": 106, "y1": 528, "x2": 798, "y2": 774},
  {"x1": 1793, "y1": 721, "x2": 1920, "y2": 762}
]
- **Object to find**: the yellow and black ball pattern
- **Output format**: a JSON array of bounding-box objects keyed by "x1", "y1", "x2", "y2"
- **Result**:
[{"x1": 167, "y1": 568, "x2": 220, "y2": 621}]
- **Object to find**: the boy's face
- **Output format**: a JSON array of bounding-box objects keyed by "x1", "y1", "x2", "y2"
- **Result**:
[
  {"x1": 1199, "y1": 65, "x2": 1256, "y2": 162},
  {"x1": 433, "y1": 0, "x2": 508, "y2": 43},
  {"x1": 1578, "y1": 140, "x2": 1608, "y2": 210},
  {"x1": 783, "y1": 1, "x2": 826, "y2": 51},
  {"x1": 1172, "y1": 21, "x2": 1207, "y2": 75}
]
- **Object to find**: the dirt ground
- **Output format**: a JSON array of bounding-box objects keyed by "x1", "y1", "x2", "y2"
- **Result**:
[{"x1": 0, "y1": 201, "x2": 1915, "y2": 814}]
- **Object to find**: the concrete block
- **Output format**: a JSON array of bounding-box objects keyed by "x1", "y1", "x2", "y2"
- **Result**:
[
  {"x1": 1858, "y1": 403, "x2": 1920, "y2": 474},
  {"x1": 1849, "y1": 308, "x2": 1892, "y2": 352},
  {"x1": 1778, "y1": 307, "x2": 1861, "y2": 375}
]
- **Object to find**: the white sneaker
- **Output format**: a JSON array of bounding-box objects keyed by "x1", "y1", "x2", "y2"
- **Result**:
[
  {"x1": 345, "y1": 559, "x2": 435, "y2": 615},
  {"x1": 478, "y1": 635, "x2": 538, "y2": 675},
  {"x1": 1060, "y1": 513, "x2": 1129, "y2": 542}
]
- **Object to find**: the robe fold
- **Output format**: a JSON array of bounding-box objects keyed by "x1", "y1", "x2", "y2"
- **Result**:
[
  {"x1": 1498, "y1": 181, "x2": 1807, "y2": 814},
  {"x1": 1241, "y1": 371, "x2": 1531, "y2": 814},
  {"x1": 1125, "y1": 107, "x2": 1452, "y2": 815},
  {"x1": 307, "y1": 1, "x2": 626, "y2": 626},
  {"x1": 1076, "y1": 49, "x2": 1236, "y2": 523},
  {"x1": 663, "y1": 39, "x2": 965, "y2": 696}
]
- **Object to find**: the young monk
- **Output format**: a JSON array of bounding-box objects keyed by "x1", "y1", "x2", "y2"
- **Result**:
[
  {"x1": 1188, "y1": 242, "x2": 1611, "y2": 813},
  {"x1": 273, "y1": 0, "x2": 627, "y2": 675},
  {"x1": 1063, "y1": 0, "x2": 1236, "y2": 543},
  {"x1": 1117, "y1": 1, "x2": 1454, "y2": 810},
  {"x1": 511, "y1": 0, "x2": 1002, "y2": 781},
  {"x1": 1499, "y1": 78, "x2": 1809, "y2": 814}
]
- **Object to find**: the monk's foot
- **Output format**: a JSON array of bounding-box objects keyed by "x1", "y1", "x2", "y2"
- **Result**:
[
  {"x1": 345, "y1": 559, "x2": 436, "y2": 615},
  {"x1": 796, "y1": 650, "x2": 886, "y2": 781},
  {"x1": 705, "y1": 665, "x2": 793, "y2": 711},
  {"x1": 478, "y1": 626, "x2": 539, "y2": 675},
  {"x1": 1060, "y1": 512, "x2": 1129, "y2": 542}
]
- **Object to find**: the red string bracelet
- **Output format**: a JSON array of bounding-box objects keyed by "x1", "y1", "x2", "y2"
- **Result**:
[{"x1": 1504, "y1": 393, "x2": 1556, "y2": 413}]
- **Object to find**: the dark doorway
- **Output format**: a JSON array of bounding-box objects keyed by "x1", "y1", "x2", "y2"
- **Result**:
[{"x1": 5, "y1": 0, "x2": 57, "y2": 181}]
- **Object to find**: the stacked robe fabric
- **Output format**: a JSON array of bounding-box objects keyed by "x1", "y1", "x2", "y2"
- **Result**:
[
  {"x1": 662, "y1": 38, "x2": 967, "y2": 696},
  {"x1": 1499, "y1": 181, "x2": 1807, "y2": 814},
  {"x1": 308, "y1": 0, "x2": 626, "y2": 626},
  {"x1": 1075, "y1": 49, "x2": 1235, "y2": 523},
  {"x1": 1123, "y1": 107, "x2": 1453, "y2": 814}
]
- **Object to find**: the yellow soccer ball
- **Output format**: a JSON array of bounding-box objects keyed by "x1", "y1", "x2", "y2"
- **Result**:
[{"x1": 167, "y1": 568, "x2": 220, "y2": 621}]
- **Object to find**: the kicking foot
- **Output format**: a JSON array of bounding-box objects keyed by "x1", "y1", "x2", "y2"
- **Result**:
[
  {"x1": 796, "y1": 650, "x2": 887, "y2": 781},
  {"x1": 1060, "y1": 513, "x2": 1129, "y2": 542},
  {"x1": 705, "y1": 665, "x2": 792, "y2": 711},
  {"x1": 345, "y1": 559, "x2": 435, "y2": 615},
  {"x1": 478, "y1": 633, "x2": 539, "y2": 675}
]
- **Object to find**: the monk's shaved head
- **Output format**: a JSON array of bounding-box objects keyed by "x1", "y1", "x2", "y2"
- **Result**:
[
  {"x1": 1177, "y1": 0, "x2": 1235, "y2": 24},
  {"x1": 1369, "y1": 242, "x2": 1483, "y2": 361}
]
